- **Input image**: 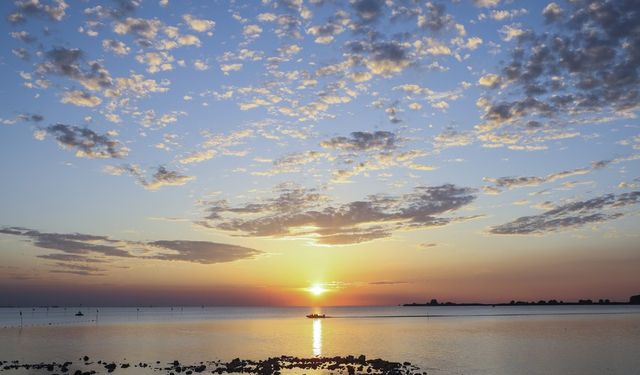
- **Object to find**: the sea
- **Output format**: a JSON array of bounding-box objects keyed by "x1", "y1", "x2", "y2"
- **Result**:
[{"x1": 1, "y1": 305, "x2": 639, "y2": 375}]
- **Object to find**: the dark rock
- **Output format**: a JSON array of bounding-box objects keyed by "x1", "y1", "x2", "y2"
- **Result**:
[{"x1": 105, "y1": 363, "x2": 117, "y2": 372}]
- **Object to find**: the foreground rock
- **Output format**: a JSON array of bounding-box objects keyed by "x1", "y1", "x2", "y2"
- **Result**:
[{"x1": 0, "y1": 355, "x2": 425, "y2": 374}]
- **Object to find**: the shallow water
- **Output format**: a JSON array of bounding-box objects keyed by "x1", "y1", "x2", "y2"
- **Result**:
[{"x1": 1, "y1": 306, "x2": 639, "y2": 375}]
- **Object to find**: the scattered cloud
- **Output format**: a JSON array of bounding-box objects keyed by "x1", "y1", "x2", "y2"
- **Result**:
[
  {"x1": 106, "y1": 164, "x2": 195, "y2": 190},
  {"x1": 320, "y1": 131, "x2": 399, "y2": 152},
  {"x1": 10, "y1": 0, "x2": 68, "y2": 22},
  {"x1": 61, "y1": 90, "x2": 102, "y2": 107},
  {"x1": 178, "y1": 150, "x2": 217, "y2": 165},
  {"x1": 40, "y1": 124, "x2": 128, "y2": 158},
  {"x1": 102, "y1": 39, "x2": 130, "y2": 55},
  {"x1": 183, "y1": 14, "x2": 215, "y2": 33},
  {"x1": 479, "y1": 0, "x2": 640, "y2": 136}
]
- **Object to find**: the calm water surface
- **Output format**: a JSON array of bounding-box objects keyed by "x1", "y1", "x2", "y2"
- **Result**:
[{"x1": 1, "y1": 306, "x2": 639, "y2": 375}]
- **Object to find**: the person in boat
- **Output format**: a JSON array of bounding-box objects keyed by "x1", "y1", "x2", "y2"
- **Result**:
[{"x1": 306, "y1": 313, "x2": 326, "y2": 318}]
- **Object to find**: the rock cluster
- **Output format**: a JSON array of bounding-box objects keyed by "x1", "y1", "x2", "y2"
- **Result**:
[{"x1": 0, "y1": 355, "x2": 425, "y2": 375}]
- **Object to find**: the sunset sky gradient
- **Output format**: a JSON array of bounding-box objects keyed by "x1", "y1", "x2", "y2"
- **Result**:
[{"x1": 1, "y1": 0, "x2": 639, "y2": 306}]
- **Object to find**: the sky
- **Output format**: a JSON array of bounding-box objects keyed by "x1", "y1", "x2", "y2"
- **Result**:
[{"x1": 0, "y1": 0, "x2": 639, "y2": 307}]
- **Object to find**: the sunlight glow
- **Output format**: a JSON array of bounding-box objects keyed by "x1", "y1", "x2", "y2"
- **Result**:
[{"x1": 308, "y1": 284, "x2": 327, "y2": 296}]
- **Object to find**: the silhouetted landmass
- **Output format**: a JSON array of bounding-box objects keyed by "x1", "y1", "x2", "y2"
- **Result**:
[{"x1": 403, "y1": 295, "x2": 640, "y2": 307}]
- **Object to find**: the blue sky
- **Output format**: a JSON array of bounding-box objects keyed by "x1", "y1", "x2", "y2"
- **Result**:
[{"x1": 0, "y1": 0, "x2": 638, "y2": 306}]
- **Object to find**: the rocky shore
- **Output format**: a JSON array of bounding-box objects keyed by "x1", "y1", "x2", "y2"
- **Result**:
[{"x1": 0, "y1": 355, "x2": 425, "y2": 375}]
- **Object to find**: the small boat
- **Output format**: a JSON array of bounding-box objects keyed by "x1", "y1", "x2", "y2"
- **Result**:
[
  {"x1": 75, "y1": 311, "x2": 84, "y2": 316},
  {"x1": 306, "y1": 313, "x2": 326, "y2": 319}
]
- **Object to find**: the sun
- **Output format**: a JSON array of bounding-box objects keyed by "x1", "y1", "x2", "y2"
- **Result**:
[{"x1": 308, "y1": 284, "x2": 327, "y2": 296}]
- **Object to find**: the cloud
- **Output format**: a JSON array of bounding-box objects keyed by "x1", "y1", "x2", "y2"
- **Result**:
[
  {"x1": 419, "y1": 242, "x2": 437, "y2": 248},
  {"x1": 41, "y1": 124, "x2": 129, "y2": 158},
  {"x1": 11, "y1": 31, "x2": 36, "y2": 43},
  {"x1": 50, "y1": 263, "x2": 107, "y2": 276},
  {"x1": 1, "y1": 113, "x2": 43, "y2": 125},
  {"x1": 484, "y1": 167, "x2": 591, "y2": 191},
  {"x1": 97, "y1": 0, "x2": 142, "y2": 19},
  {"x1": 0, "y1": 227, "x2": 131, "y2": 260},
  {"x1": 478, "y1": 73, "x2": 501, "y2": 88},
  {"x1": 352, "y1": 0, "x2": 384, "y2": 23},
  {"x1": 178, "y1": 150, "x2": 217, "y2": 164},
  {"x1": 221, "y1": 63, "x2": 243, "y2": 74},
  {"x1": 60, "y1": 90, "x2": 102, "y2": 107},
  {"x1": 102, "y1": 39, "x2": 130, "y2": 55},
  {"x1": 111, "y1": 73, "x2": 170, "y2": 97},
  {"x1": 183, "y1": 14, "x2": 215, "y2": 32},
  {"x1": 11, "y1": 0, "x2": 68, "y2": 22},
  {"x1": 484, "y1": 8, "x2": 528, "y2": 21},
  {"x1": 37, "y1": 253, "x2": 107, "y2": 263},
  {"x1": 320, "y1": 131, "x2": 399, "y2": 152},
  {"x1": 0, "y1": 227, "x2": 263, "y2": 274},
  {"x1": 365, "y1": 41, "x2": 412, "y2": 76},
  {"x1": 193, "y1": 59, "x2": 209, "y2": 71},
  {"x1": 499, "y1": 23, "x2": 525, "y2": 41},
  {"x1": 306, "y1": 20, "x2": 345, "y2": 44},
  {"x1": 136, "y1": 51, "x2": 174, "y2": 73},
  {"x1": 177, "y1": 34, "x2": 201, "y2": 47},
  {"x1": 393, "y1": 84, "x2": 462, "y2": 109},
  {"x1": 12, "y1": 48, "x2": 29, "y2": 60},
  {"x1": 201, "y1": 184, "x2": 477, "y2": 245},
  {"x1": 433, "y1": 129, "x2": 474, "y2": 149},
  {"x1": 107, "y1": 164, "x2": 195, "y2": 190},
  {"x1": 418, "y1": 2, "x2": 452, "y2": 32},
  {"x1": 253, "y1": 151, "x2": 327, "y2": 176},
  {"x1": 243, "y1": 24, "x2": 263, "y2": 37},
  {"x1": 311, "y1": 129, "x2": 433, "y2": 182},
  {"x1": 489, "y1": 192, "x2": 640, "y2": 235},
  {"x1": 542, "y1": 2, "x2": 563, "y2": 23},
  {"x1": 113, "y1": 17, "x2": 162, "y2": 41},
  {"x1": 37, "y1": 47, "x2": 113, "y2": 92},
  {"x1": 483, "y1": 155, "x2": 636, "y2": 193},
  {"x1": 369, "y1": 280, "x2": 409, "y2": 285},
  {"x1": 473, "y1": 0, "x2": 500, "y2": 8},
  {"x1": 147, "y1": 241, "x2": 261, "y2": 264}
]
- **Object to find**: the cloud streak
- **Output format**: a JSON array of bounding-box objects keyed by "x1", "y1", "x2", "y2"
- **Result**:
[
  {"x1": 201, "y1": 183, "x2": 477, "y2": 245},
  {"x1": 0, "y1": 227, "x2": 263, "y2": 275},
  {"x1": 489, "y1": 191, "x2": 640, "y2": 235}
]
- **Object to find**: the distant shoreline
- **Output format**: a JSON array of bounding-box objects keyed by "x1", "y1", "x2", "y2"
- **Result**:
[
  {"x1": 402, "y1": 302, "x2": 636, "y2": 307},
  {"x1": 403, "y1": 295, "x2": 640, "y2": 307}
]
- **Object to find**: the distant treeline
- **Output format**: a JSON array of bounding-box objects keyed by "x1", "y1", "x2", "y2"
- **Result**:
[{"x1": 404, "y1": 295, "x2": 640, "y2": 307}]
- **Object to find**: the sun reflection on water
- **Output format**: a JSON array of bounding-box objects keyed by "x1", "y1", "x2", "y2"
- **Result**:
[{"x1": 312, "y1": 318, "x2": 322, "y2": 357}]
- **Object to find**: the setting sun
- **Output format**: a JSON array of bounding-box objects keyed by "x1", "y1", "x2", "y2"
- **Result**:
[{"x1": 308, "y1": 284, "x2": 327, "y2": 296}]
